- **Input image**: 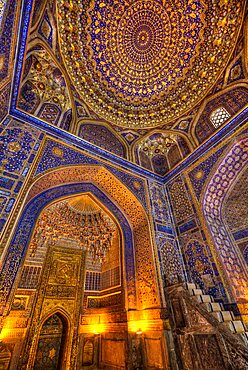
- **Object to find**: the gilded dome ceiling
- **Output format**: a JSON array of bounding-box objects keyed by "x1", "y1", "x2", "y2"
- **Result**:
[{"x1": 58, "y1": 0, "x2": 245, "y2": 128}]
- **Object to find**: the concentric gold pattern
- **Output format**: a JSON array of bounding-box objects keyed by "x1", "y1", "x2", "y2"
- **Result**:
[{"x1": 58, "y1": 0, "x2": 244, "y2": 128}]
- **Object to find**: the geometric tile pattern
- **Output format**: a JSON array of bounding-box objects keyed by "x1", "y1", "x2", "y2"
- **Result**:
[
  {"x1": 148, "y1": 181, "x2": 185, "y2": 287},
  {"x1": 0, "y1": 118, "x2": 43, "y2": 234},
  {"x1": 0, "y1": 183, "x2": 136, "y2": 312},
  {"x1": 78, "y1": 123, "x2": 126, "y2": 157},
  {"x1": 58, "y1": 0, "x2": 245, "y2": 128},
  {"x1": 222, "y1": 167, "x2": 248, "y2": 266},
  {"x1": 188, "y1": 145, "x2": 227, "y2": 201},
  {"x1": 183, "y1": 239, "x2": 223, "y2": 299},
  {"x1": 168, "y1": 176, "x2": 193, "y2": 223},
  {"x1": 149, "y1": 181, "x2": 171, "y2": 225},
  {"x1": 210, "y1": 107, "x2": 231, "y2": 129},
  {"x1": 179, "y1": 228, "x2": 226, "y2": 301},
  {"x1": 195, "y1": 87, "x2": 248, "y2": 143},
  {"x1": 156, "y1": 233, "x2": 184, "y2": 286},
  {"x1": 34, "y1": 139, "x2": 148, "y2": 210},
  {"x1": 0, "y1": 83, "x2": 10, "y2": 122},
  {"x1": 222, "y1": 167, "x2": 248, "y2": 233},
  {"x1": 203, "y1": 137, "x2": 248, "y2": 302},
  {"x1": 0, "y1": 0, "x2": 19, "y2": 83}
]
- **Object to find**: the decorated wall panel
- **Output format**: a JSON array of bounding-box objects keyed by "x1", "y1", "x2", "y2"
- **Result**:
[
  {"x1": 194, "y1": 87, "x2": 248, "y2": 144},
  {"x1": 222, "y1": 167, "x2": 248, "y2": 266},
  {"x1": 0, "y1": 83, "x2": 10, "y2": 123},
  {"x1": 0, "y1": 0, "x2": 20, "y2": 127},
  {"x1": 78, "y1": 122, "x2": 127, "y2": 158},
  {"x1": 20, "y1": 245, "x2": 86, "y2": 369},
  {"x1": 181, "y1": 126, "x2": 248, "y2": 313},
  {"x1": 0, "y1": 0, "x2": 20, "y2": 86},
  {"x1": 0, "y1": 118, "x2": 44, "y2": 240},
  {"x1": 187, "y1": 145, "x2": 228, "y2": 201},
  {"x1": 180, "y1": 231, "x2": 226, "y2": 300},
  {"x1": 148, "y1": 181, "x2": 185, "y2": 290},
  {"x1": 156, "y1": 233, "x2": 184, "y2": 287},
  {"x1": 202, "y1": 138, "x2": 248, "y2": 304},
  {"x1": 167, "y1": 176, "x2": 193, "y2": 224},
  {"x1": 33, "y1": 313, "x2": 64, "y2": 370},
  {"x1": 18, "y1": 48, "x2": 73, "y2": 130},
  {"x1": 32, "y1": 139, "x2": 148, "y2": 210},
  {"x1": 166, "y1": 174, "x2": 225, "y2": 300}
]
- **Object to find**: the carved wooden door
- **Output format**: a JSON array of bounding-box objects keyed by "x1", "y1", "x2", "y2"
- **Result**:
[
  {"x1": 33, "y1": 313, "x2": 65, "y2": 370},
  {"x1": 21, "y1": 246, "x2": 86, "y2": 369}
]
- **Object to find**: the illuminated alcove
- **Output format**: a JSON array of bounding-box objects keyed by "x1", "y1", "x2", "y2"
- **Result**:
[
  {"x1": 17, "y1": 193, "x2": 126, "y2": 368},
  {"x1": 2, "y1": 170, "x2": 163, "y2": 369},
  {"x1": 24, "y1": 193, "x2": 122, "y2": 303}
]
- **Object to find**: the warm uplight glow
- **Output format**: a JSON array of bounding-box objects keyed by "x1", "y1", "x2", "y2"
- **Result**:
[
  {"x1": 90, "y1": 323, "x2": 105, "y2": 335},
  {"x1": 0, "y1": 328, "x2": 11, "y2": 340},
  {"x1": 128, "y1": 320, "x2": 149, "y2": 333}
]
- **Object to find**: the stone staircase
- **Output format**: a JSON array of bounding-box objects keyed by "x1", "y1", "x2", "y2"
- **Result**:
[
  {"x1": 185, "y1": 282, "x2": 248, "y2": 345},
  {"x1": 167, "y1": 283, "x2": 248, "y2": 370}
]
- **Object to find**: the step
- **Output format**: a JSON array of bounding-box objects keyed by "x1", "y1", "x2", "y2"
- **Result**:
[
  {"x1": 194, "y1": 294, "x2": 213, "y2": 303},
  {"x1": 212, "y1": 311, "x2": 234, "y2": 322},
  {"x1": 226, "y1": 320, "x2": 246, "y2": 334},
  {"x1": 238, "y1": 332, "x2": 248, "y2": 346},
  {"x1": 191, "y1": 288, "x2": 203, "y2": 296},
  {"x1": 184, "y1": 282, "x2": 197, "y2": 290},
  {"x1": 203, "y1": 302, "x2": 224, "y2": 312}
]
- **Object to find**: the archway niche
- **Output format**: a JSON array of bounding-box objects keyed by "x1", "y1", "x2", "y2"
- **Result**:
[
  {"x1": 0, "y1": 166, "x2": 165, "y2": 369},
  {"x1": 222, "y1": 167, "x2": 248, "y2": 266},
  {"x1": 202, "y1": 137, "x2": 248, "y2": 318},
  {"x1": 33, "y1": 313, "x2": 67, "y2": 370},
  {"x1": 23, "y1": 193, "x2": 123, "y2": 312}
]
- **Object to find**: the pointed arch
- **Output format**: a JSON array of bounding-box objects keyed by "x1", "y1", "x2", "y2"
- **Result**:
[
  {"x1": 77, "y1": 119, "x2": 129, "y2": 159},
  {"x1": 29, "y1": 308, "x2": 70, "y2": 370},
  {"x1": 0, "y1": 165, "x2": 160, "y2": 313},
  {"x1": 202, "y1": 136, "x2": 248, "y2": 303},
  {"x1": 191, "y1": 84, "x2": 248, "y2": 144},
  {"x1": 22, "y1": 41, "x2": 77, "y2": 131},
  {"x1": 132, "y1": 129, "x2": 193, "y2": 175}
]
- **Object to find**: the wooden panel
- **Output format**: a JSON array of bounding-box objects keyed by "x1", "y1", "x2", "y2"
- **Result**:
[
  {"x1": 145, "y1": 337, "x2": 164, "y2": 369},
  {"x1": 101, "y1": 339, "x2": 125, "y2": 367}
]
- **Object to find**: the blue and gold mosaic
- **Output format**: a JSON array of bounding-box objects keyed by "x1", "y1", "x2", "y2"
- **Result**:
[
  {"x1": 203, "y1": 138, "x2": 248, "y2": 302},
  {"x1": 0, "y1": 119, "x2": 43, "y2": 233},
  {"x1": 0, "y1": 183, "x2": 135, "y2": 310},
  {"x1": 58, "y1": 0, "x2": 245, "y2": 127},
  {"x1": 35, "y1": 139, "x2": 148, "y2": 210}
]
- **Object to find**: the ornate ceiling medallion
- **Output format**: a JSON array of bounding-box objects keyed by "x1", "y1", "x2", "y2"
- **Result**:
[{"x1": 58, "y1": 0, "x2": 244, "y2": 128}]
